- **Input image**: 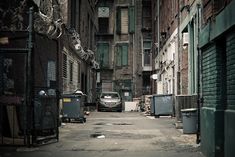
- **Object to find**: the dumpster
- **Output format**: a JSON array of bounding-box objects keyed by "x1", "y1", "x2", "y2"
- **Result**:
[
  {"x1": 181, "y1": 108, "x2": 198, "y2": 134},
  {"x1": 150, "y1": 96, "x2": 155, "y2": 116},
  {"x1": 153, "y1": 94, "x2": 173, "y2": 117},
  {"x1": 62, "y1": 94, "x2": 86, "y2": 123}
]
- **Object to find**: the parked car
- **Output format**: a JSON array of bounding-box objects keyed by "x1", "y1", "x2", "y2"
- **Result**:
[{"x1": 97, "y1": 91, "x2": 122, "y2": 112}]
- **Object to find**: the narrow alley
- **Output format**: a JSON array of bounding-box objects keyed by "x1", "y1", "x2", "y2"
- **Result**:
[
  {"x1": 0, "y1": 112, "x2": 204, "y2": 157},
  {"x1": 1, "y1": 0, "x2": 235, "y2": 157}
]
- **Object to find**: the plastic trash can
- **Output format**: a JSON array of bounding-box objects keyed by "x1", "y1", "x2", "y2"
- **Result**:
[{"x1": 181, "y1": 108, "x2": 198, "y2": 134}]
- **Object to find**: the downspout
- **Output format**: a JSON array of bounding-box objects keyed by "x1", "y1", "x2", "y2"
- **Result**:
[
  {"x1": 196, "y1": 3, "x2": 201, "y2": 144},
  {"x1": 27, "y1": 7, "x2": 34, "y2": 146},
  {"x1": 132, "y1": 0, "x2": 135, "y2": 98},
  {"x1": 157, "y1": 0, "x2": 160, "y2": 94},
  {"x1": 177, "y1": 0, "x2": 180, "y2": 95}
]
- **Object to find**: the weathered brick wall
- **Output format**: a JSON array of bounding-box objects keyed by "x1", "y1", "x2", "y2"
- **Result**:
[
  {"x1": 202, "y1": 0, "x2": 233, "y2": 24},
  {"x1": 159, "y1": 0, "x2": 178, "y2": 46},
  {"x1": 181, "y1": 44, "x2": 188, "y2": 95}
]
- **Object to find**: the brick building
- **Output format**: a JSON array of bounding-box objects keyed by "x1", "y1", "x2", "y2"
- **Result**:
[
  {"x1": 151, "y1": 0, "x2": 179, "y2": 95},
  {"x1": 96, "y1": 0, "x2": 152, "y2": 101},
  {"x1": 59, "y1": 0, "x2": 99, "y2": 103},
  {"x1": 199, "y1": 0, "x2": 235, "y2": 157},
  {"x1": 152, "y1": 0, "x2": 235, "y2": 157}
]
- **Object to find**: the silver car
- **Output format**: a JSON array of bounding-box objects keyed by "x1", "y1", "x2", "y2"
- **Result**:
[{"x1": 97, "y1": 91, "x2": 122, "y2": 112}]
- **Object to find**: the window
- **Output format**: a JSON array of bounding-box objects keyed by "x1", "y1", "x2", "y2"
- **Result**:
[
  {"x1": 116, "y1": 44, "x2": 128, "y2": 66},
  {"x1": 116, "y1": 6, "x2": 135, "y2": 34},
  {"x1": 77, "y1": 62, "x2": 80, "y2": 83},
  {"x1": 69, "y1": 61, "x2": 73, "y2": 82},
  {"x1": 97, "y1": 43, "x2": 109, "y2": 68},
  {"x1": 63, "y1": 53, "x2": 67, "y2": 78},
  {"x1": 143, "y1": 41, "x2": 152, "y2": 66},
  {"x1": 98, "y1": 18, "x2": 109, "y2": 33},
  {"x1": 47, "y1": 61, "x2": 56, "y2": 87},
  {"x1": 98, "y1": 7, "x2": 109, "y2": 33},
  {"x1": 98, "y1": 7, "x2": 110, "y2": 17},
  {"x1": 70, "y1": 0, "x2": 80, "y2": 31},
  {"x1": 142, "y1": 1, "x2": 152, "y2": 29}
]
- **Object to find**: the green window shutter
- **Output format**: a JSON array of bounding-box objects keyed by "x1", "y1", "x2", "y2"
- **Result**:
[
  {"x1": 116, "y1": 45, "x2": 122, "y2": 66},
  {"x1": 116, "y1": 6, "x2": 121, "y2": 34},
  {"x1": 129, "y1": 6, "x2": 135, "y2": 33},
  {"x1": 97, "y1": 44, "x2": 101, "y2": 64},
  {"x1": 103, "y1": 43, "x2": 109, "y2": 67},
  {"x1": 97, "y1": 43, "x2": 109, "y2": 68},
  {"x1": 122, "y1": 44, "x2": 128, "y2": 66}
]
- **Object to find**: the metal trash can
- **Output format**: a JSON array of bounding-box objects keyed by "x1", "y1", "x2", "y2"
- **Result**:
[
  {"x1": 62, "y1": 94, "x2": 86, "y2": 123},
  {"x1": 181, "y1": 108, "x2": 198, "y2": 134}
]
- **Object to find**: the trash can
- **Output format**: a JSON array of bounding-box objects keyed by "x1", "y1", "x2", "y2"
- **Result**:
[
  {"x1": 181, "y1": 108, "x2": 198, "y2": 134},
  {"x1": 62, "y1": 94, "x2": 86, "y2": 123}
]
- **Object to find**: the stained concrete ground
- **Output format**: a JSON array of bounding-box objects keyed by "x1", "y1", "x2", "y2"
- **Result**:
[{"x1": 0, "y1": 112, "x2": 205, "y2": 157}]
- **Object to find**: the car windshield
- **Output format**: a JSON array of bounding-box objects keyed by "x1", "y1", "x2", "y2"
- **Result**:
[{"x1": 100, "y1": 93, "x2": 119, "y2": 99}]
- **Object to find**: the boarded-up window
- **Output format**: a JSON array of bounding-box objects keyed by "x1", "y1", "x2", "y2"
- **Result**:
[
  {"x1": 116, "y1": 43, "x2": 128, "y2": 66},
  {"x1": 116, "y1": 7, "x2": 130, "y2": 34},
  {"x1": 97, "y1": 43, "x2": 109, "y2": 68},
  {"x1": 121, "y1": 8, "x2": 128, "y2": 34}
]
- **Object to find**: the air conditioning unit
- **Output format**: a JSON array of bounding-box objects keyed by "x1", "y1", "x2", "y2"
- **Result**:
[{"x1": 183, "y1": 32, "x2": 189, "y2": 46}]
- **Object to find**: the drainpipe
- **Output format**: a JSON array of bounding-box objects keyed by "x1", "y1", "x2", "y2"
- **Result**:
[
  {"x1": 196, "y1": 3, "x2": 201, "y2": 144},
  {"x1": 177, "y1": 0, "x2": 180, "y2": 95},
  {"x1": 132, "y1": 0, "x2": 135, "y2": 98},
  {"x1": 157, "y1": 0, "x2": 160, "y2": 94},
  {"x1": 27, "y1": 7, "x2": 34, "y2": 146}
]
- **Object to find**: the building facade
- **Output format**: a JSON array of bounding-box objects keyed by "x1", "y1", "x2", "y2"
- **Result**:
[
  {"x1": 152, "y1": 0, "x2": 235, "y2": 157},
  {"x1": 59, "y1": 0, "x2": 99, "y2": 103},
  {"x1": 96, "y1": 0, "x2": 152, "y2": 101},
  {"x1": 200, "y1": 0, "x2": 235, "y2": 157}
]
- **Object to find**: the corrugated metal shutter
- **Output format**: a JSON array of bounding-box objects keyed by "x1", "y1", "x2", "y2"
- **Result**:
[
  {"x1": 102, "y1": 82, "x2": 112, "y2": 92},
  {"x1": 121, "y1": 8, "x2": 128, "y2": 34},
  {"x1": 227, "y1": 33, "x2": 235, "y2": 108}
]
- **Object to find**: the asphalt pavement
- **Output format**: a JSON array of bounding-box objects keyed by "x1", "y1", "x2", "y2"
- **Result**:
[{"x1": 0, "y1": 111, "x2": 205, "y2": 157}]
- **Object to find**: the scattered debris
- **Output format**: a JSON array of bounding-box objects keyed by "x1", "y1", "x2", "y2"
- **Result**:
[{"x1": 97, "y1": 135, "x2": 105, "y2": 139}]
